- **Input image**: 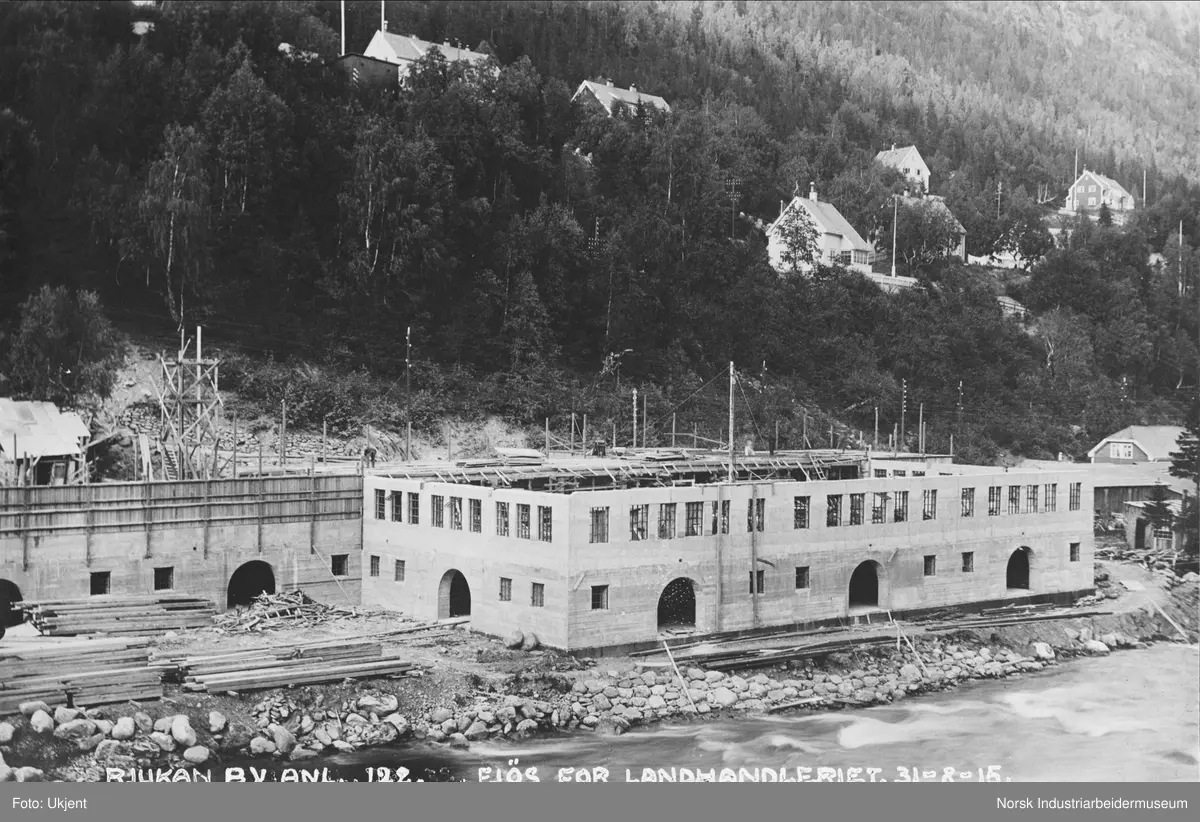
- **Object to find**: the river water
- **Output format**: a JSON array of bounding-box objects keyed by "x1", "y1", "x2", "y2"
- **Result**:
[{"x1": 221, "y1": 644, "x2": 1199, "y2": 783}]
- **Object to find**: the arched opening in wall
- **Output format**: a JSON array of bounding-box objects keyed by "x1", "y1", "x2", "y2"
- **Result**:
[
  {"x1": 227, "y1": 561, "x2": 276, "y2": 608},
  {"x1": 657, "y1": 578, "x2": 697, "y2": 630},
  {"x1": 1006, "y1": 547, "x2": 1031, "y2": 590},
  {"x1": 438, "y1": 570, "x2": 471, "y2": 619},
  {"x1": 848, "y1": 561, "x2": 882, "y2": 610},
  {"x1": 0, "y1": 578, "x2": 24, "y2": 629}
]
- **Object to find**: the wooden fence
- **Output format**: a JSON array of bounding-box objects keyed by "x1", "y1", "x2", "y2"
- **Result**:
[{"x1": 0, "y1": 474, "x2": 364, "y2": 538}]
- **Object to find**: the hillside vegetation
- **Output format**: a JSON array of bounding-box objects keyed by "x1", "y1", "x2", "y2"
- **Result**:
[{"x1": 0, "y1": 0, "x2": 1196, "y2": 462}]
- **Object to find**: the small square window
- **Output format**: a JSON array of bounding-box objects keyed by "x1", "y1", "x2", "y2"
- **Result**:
[
  {"x1": 795, "y1": 566, "x2": 810, "y2": 590},
  {"x1": 531, "y1": 582, "x2": 545, "y2": 608},
  {"x1": 90, "y1": 571, "x2": 111, "y2": 596},
  {"x1": 923, "y1": 555, "x2": 937, "y2": 576},
  {"x1": 499, "y1": 577, "x2": 512, "y2": 602},
  {"x1": 369, "y1": 555, "x2": 380, "y2": 577},
  {"x1": 961, "y1": 552, "x2": 974, "y2": 573},
  {"x1": 1069, "y1": 542, "x2": 1080, "y2": 562},
  {"x1": 331, "y1": 554, "x2": 348, "y2": 577},
  {"x1": 153, "y1": 566, "x2": 174, "y2": 591},
  {"x1": 394, "y1": 560, "x2": 405, "y2": 582},
  {"x1": 591, "y1": 585, "x2": 609, "y2": 610}
]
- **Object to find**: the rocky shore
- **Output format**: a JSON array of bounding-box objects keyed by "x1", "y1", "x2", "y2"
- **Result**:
[{"x1": 1, "y1": 573, "x2": 1195, "y2": 782}]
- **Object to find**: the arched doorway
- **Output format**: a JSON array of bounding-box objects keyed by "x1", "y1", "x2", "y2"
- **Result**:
[
  {"x1": 227, "y1": 561, "x2": 276, "y2": 608},
  {"x1": 657, "y1": 578, "x2": 697, "y2": 629},
  {"x1": 848, "y1": 560, "x2": 882, "y2": 609},
  {"x1": 0, "y1": 579, "x2": 24, "y2": 628},
  {"x1": 438, "y1": 570, "x2": 471, "y2": 619},
  {"x1": 1006, "y1": 547, "x2": 1031, "y2": 590}
]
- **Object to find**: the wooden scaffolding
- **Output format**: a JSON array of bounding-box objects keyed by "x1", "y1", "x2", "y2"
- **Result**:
[{"x1": 153, "y1": 326, "x2": 224, "y2": 480}]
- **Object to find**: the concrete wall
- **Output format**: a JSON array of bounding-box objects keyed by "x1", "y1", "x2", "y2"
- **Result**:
[
  {"x1": 0, "y1": 475, "x2": 363, "y2": 610},
  {"x1": 362, "y1": 466, "x2": 1093, "y2": 652},
  {"x1": 361, "y1": 478, "x2": 569, "y2": 649},
  {"x1": 564, "y1": 469, "x2": 1093, "y2": 650}
]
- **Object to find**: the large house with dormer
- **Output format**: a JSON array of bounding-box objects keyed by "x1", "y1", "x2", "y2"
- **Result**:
[
  {"x1": 1063, "y1": 170, "x2": 1135, "y2": 222},
  {"x1": 875, "y1": 144, "x2": 930, "y2": 194},
  {"x1": 571, "y1": 78, "x2": 671, "y2": 117},
  {"x1": 339, "y1": 30, "x2": 494, "y2": 88},
  {"x1": 766, "y1": 184, "x2": 875, "y2": 275}
]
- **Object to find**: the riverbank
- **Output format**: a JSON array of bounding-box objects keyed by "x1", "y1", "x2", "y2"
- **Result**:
[{"x1": 0, "y1": 563, "x2": 1195, "y2": 783}]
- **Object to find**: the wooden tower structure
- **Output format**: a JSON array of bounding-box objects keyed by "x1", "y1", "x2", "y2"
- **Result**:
[{"x1": 153, "y1": 326, "x2": 224, "y2": 480}]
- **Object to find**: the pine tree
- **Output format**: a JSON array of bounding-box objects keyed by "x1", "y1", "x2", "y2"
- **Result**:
[{"x1": 1168, "y1": 396, "x2": 1199, "y2": 486}]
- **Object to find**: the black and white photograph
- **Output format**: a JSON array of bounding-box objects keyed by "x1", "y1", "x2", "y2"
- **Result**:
[{"x1": 0, "y1": 0, "x2": 1197, "y2": 810}]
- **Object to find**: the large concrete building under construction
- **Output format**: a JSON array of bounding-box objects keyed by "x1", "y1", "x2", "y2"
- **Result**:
[{"x1": 361, "y1": 451, "x2": 1093, "y2": 655}]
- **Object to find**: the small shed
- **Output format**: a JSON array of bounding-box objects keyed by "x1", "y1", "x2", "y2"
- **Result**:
[
  {"x1": 0, "y1": 398, "x2": 91, "y2": 486},
  {"x1": 1122, "y1": 497, "x2": 1187, "y2": 555}
]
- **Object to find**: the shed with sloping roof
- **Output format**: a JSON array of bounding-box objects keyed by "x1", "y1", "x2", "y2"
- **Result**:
[{"x1": 0, "y1": 398, "x2": 90, "y2": 485}]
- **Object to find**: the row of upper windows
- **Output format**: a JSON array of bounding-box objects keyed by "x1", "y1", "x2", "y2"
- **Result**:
[
  {"x1": 373, "y1": 491, "x2": 554, "y2": 541},
  {"x1": 372, "y1": 482, "x2": 1082, "y2": 542}
]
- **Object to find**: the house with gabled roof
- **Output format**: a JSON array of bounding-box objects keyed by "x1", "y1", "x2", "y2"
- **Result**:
[
  {"x1": 875, "y1": 144, "x2": 930, "y2": 193},
  {"x1": 571, "y1": 78, "x2": 671, "y2": 117},
  {"x1": 1087, "y1": 425, "x2": 1185, "y2": 464},
  {"x1": 340, "y1": 30, "x2": 495, "y2": 88},
  {"x1": 766, "y1": 184, "x2": 875, "y2": 275},
  {"x1": 1064, "y1": 169, "x2": 1135, "y2": 221}
]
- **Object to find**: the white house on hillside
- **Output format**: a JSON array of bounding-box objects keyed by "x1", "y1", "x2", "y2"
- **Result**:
[
  {"x1": 766, "y1": 184, "x2": 874, "y2": 275},
  {"x1": 875, "y1": 144, "x2": 930, "y2": 193},
  {"x1": 1063, "y1": 169, "x2": 1135, "y2": 222},
  {"x1": 571, "y1": 78, "x2": 671, "y2": 117},
  {"x1": 362, "y1": 30, "x2": 493, "y2": 79}
]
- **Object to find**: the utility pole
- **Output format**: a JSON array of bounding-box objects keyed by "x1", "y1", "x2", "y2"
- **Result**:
[
  {"x1": 340, "y1": 0, "x2": 346, "y2": 56},
  {"x1": 405, "y1": 324, "x2": 410, "y2": 458},
  {"x1": 899, "y1": 379, "x2": 907, "y2": 451},
  {"x1": 632, "y1": 388, "x2": 638, "y2": 449},
  {"x1": 728, "y1": 362, "x2": 735, "y2": 483},
  {"x1": 918, "y1": 402, "x2": 925, "y2": 454},
  {"x1": 643, "y1": 392, "x2": 648, "y2": 449},
  {"x1": 873, "y1": 406, "x2": 879, "y2": 451},
  {"x1": 996, "y1": 181, "x2": 1003, "y2": 220},
  {"x1": 890, "y1": 195, "x2": 898, "y2": 277},
  {"x1": 380, "y1": 0, "x2": 385, "y2": 32}
]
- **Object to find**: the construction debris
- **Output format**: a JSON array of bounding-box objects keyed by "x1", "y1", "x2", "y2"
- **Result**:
[
  {"x1": 22, "y1": 595, "x2": 217, "y2": 636},
  {"x1": 213, "y1": 591, "x2": 365, "y2": 633},
  {"x1": 0, "y1": 637, "x2": 162, "y2": 715},
  {"x1": 154, "y1": 639, "x2": 421, "y2": 693}
]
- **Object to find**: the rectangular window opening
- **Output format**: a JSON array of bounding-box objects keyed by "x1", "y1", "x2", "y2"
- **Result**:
[
  {"x1": 391, "y1": 491, "x2": 403, "y2": 522},
  {"x1": 394, "y1": 560, "x2": 406, "y2": 582},
  {"x1": 630, "y1": 504, "x2": 649, "y2": 541},
  {"x1": 499, "y1": 577, "x2": 512, "y2": 602},
  {"x1": 849, "y1": 493, "x2": 865, "y2": 526},
  {"x1": 496, "y1": 502, "x2": 510, "y2": 537},
  {"x1": 331, "y1": 554, "x2": 349, "y2": 577},
  {"x1": 374, "y1": 489, "x2": 386, "y2": 520},
  {"x1": 591, "y1": 585, "x2": 609, "y2": 610},
  {"x1": 90, "y1": 571, "x2": 110, "y2": 596},
  {"x1": 826, "y1": 494, "x2": 843, "y2": 528},
  {"x1": 369, "y1": 555, "x2": 380, "y2": 577},
  {"x1": 517, "y1": 504, "x2": 531, "y2": 539},
  {"x1": 961, "y1": 552, "x2": 974, "y2": 573},
  {"x1": 961, "y1": 487, "x2": 975, "y2": 518},
  {"x1": 531, "y1": 582, "x2": 545, "y2": 608},
  {"x1": 893, "y1": 490, "x2": 909, "y2": 523},
  {"x1": 795, "y1": 566, "x2": 810, "y2": 590},
  {"x1": 153, "y1": 566, "x2": 174, "y2": 591},
  {"x1": 685, "y1": 501, "x2": 704, "y2": 537},
  {"x1": 794, "y1": 496, "x2": 811, "y2": 529},
  {"x1": 1069, "y1": 542, "x2": 1080, "y2": 562},
  {"x1": 658, "y1": 503, "x2": 677, "y2": 539},
  {"x1": 923, "y1": 555, "x2": 937, "y2": 576},
  {"x1": 589, "y1": 507, "x2": 610, "y2": 544},
  {"x1": 922, "y1": 489, "x2": 937, "y2": 521},
  {"x1": 469, "y1": 499, "x2": 482, "y2": 533}
]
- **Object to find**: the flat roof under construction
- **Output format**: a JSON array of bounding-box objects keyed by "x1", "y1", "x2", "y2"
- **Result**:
[{"x1": 369, "y1": 449, "x2": 867, "y2": 491}]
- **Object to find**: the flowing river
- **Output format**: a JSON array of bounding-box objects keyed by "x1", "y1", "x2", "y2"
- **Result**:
[{"x1": 220, "y1": 644, "x2": 1199, "y2": 783}]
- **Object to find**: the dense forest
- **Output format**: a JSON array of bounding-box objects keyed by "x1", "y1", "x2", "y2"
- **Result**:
[{"x1": 0, "y1": 0, "x2": 1197, "y2": 463}]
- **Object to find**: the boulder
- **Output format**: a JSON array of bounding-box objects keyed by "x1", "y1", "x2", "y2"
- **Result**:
[
  {"x1": 331, "y1": 740, "x2": 356, "y2": 753},
  {"x1": 182, "y1": 746, "x2": 211, "y2": 765},
  {"x1": 134, "y1": 712, "x2": 154, "y2": 733},
  {"x1": 249, "y1": 737, "x2": 277, "y2": 756},
  {"x1": 708, "y1": 687, "x2": 739, "y2": 707},
  {"x1": 92, "y1": 739, "x2": 134, "y2": 764},
  {"x1": 646, "y1": 695, "x2": 667, "y2": 710},
  {"x1": 464, "y1": 721, "x2": 490, "y2": 741},
  {"x1": 1031, "y1": 642, "x2": 1055, "y2": 661},
  {"x1": 447, "y1": 733, "x2": 470, "y2": 749},
  {"x1": 14, "y1": 767, "x2": 45, "y2": 783},
  {"x1": 0, "y1": 722, "x2": 15, "y2": 744},
  {"x1": 0, "y1": 766, "x2": 11, "y2": 784},
  {"x1": 149, "y1": 732, "x2": 176, "y2": 752},
  {"x1": 30, "y1": 710, "x2": 54, "y2": 735},
  {"x1": 272, "y1": 726, "x2": 297, "y2": 755},
  {"x1": 54, "y1": 707, "x2": 81, "y2": 725},
  {"x1": 505, "y1": 631, "x2": 525, "y2": 650},
  {"x1": 209, "y1": 711, "x2": 228, "y2": 734},
  {"x1": 513, "y1": 719, "x2": 539, "y2": 737},
  {"x1": 220, "y1": 725, "x2": 253, "y2": 751},
  {"x1": 1083, "y1": 639, "x2": 1110, "y2": 655},
  {"x1": 93, "y1": 719, "x2": 114, "y2": 736},
  {"x1": 357, "y1": 695, "x2": 399, "y2": 714},
  {"x1": 289, "y1": 749, "x2": 317, "y2": 761},
  {"x1": 171, "y1": 715, "x2": 197, "y2": 747},
  {"x1": 19, "y1": 701, "x2": 51, "y2": 718},
  {"x1": 595, "y1": 715, "x2": 630, "y2": 736},
  {"x1": 431, "y1": 708, "x2": 454, "y2": 723},
  {"x1": 77, "y1": 733, "x2": 106, "y2": 752}
]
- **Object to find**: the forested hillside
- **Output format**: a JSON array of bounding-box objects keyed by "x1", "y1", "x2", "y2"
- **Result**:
[{"x1": 0, "y1": 0, "x2": 1196, "y2": 463}]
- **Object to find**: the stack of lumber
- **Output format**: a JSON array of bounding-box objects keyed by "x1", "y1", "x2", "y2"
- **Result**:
[
  {"x1": 156, "y1": 639, "x2": 419, "y2": 693},
  {"x1": 213, "y1": 590, "x2": 365, "y2": 633},
  {"x1": 23, "y1": 595, "x2": 217, "y2": 636},
  {"x1": 0, "y1": 638, "x2": 162, "y2": 715}
]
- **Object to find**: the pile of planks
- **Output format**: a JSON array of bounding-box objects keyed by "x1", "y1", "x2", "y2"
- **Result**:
[
  {"x1": 213, "y1": 590, "x2": 364, "y2": 633},
  {"x1": 23, "y1": 595, "x2": 218, "y2": 636},
  {"x1": 155, "y1": 640, "x2": 419, "y2": 693},
  {"x1": 0, "y1": 638, "x2": 162, "y2": 715}
]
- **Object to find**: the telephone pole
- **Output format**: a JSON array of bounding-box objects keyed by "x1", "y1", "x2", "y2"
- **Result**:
[
  {"x1": 728, "y1": 362, "x2": 736, "y2": 483},
  {"x1": 899, "y1": 379, "x2": 907, "y2": 451}
]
